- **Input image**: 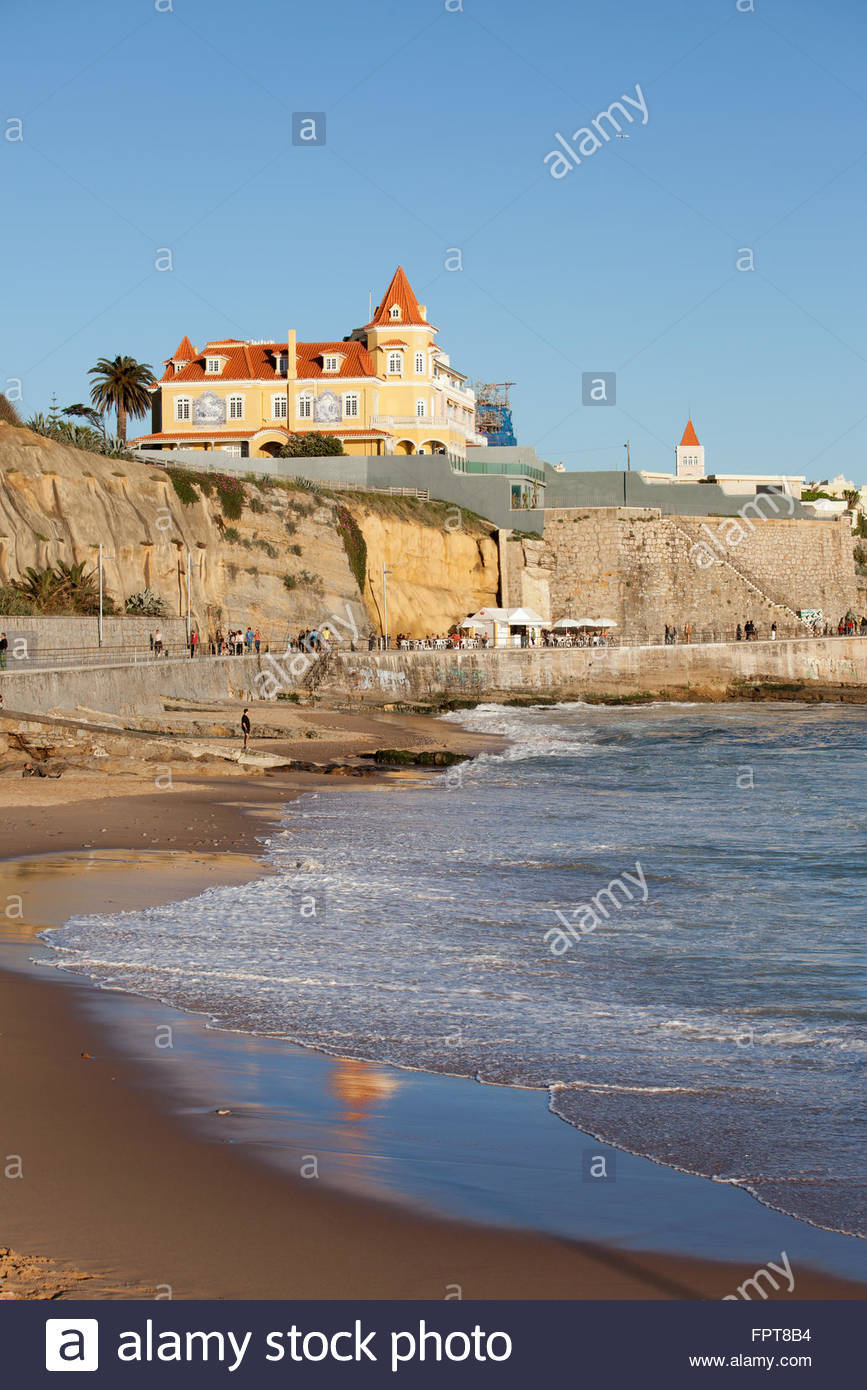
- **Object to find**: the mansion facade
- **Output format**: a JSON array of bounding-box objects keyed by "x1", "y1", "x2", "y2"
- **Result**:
[{"x1": 134, "y1": 267, "x2": 486, "y2": 460}]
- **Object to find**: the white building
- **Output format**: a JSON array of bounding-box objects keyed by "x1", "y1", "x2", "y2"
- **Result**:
[{"x1": 639, "y1": 419, "x2": 806, "y2": 499}]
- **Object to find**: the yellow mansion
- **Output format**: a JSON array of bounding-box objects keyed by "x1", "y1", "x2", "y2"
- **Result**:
[{"x1": 134, "y1": 267, "x2": 486, "y2": 460}]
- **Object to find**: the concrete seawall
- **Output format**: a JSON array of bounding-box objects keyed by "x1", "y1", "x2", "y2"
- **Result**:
[
  {"x1": 1, "y1": 639, "x2": 864, "y2": 717},
  {"x1": 321, "y1": 637, "x2": 867, "y2": 703},
  {"x1": 0, "y1": 654, "x2": 262, "y2": 716}
]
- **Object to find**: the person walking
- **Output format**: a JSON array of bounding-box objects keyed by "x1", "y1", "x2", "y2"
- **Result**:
[
  {"x1": 684, "y1": 623, "x2": 692, "y2": 645},
  {"x1": 0, "y1": 632, "x2": 7, "y2": 670},
  {"x1": 771, "y1": 622, "x2": 777, "y2": 641},
  {"x1": 254, "y1": 628, "x2": 261, "y2": 655},
  {"x1": 190, "y1": 629, "x2": 199, "y2": 658},
  {"x1": 241, "y1": 707, "x2": 251, "y2": 751},
  {"x1": 153, "y1": 628, "x2": 163, "y2": 658}
]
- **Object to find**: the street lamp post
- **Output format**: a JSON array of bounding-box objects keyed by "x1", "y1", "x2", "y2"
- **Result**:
[
  {"x1": 98, "y1": 543, "x2": 114, "y2": 648},
  {"x1": 382, "y1": 560, "x2": 392, "y2": 650},
  {"x1": 186, "y1": 547, "x2": 192, "y2": 646}
]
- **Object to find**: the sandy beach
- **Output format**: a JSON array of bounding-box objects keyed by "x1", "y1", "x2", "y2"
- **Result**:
[{"x1": 0, "y1": 706, "x2": 864, "y2": 1302}]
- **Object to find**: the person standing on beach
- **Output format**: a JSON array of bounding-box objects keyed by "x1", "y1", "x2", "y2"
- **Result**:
[{"x1": 241, "y1": 707, "x2": 251, "y2": 750}]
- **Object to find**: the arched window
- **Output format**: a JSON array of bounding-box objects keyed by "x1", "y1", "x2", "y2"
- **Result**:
[
  {"x1": 415, "y1": 398, "x2": 426, "y2": 418},
  {"x1": 387, "y1": 351, "x2": 403, "y2": 376},
  {"x1": 228, "y1": 395, "x2": 244, "y2": 420},
  {"x1": 415, "y1": 351, "x2": 425, "y2": 374},
  {"x1": 297, "y1": 393, "x2": 313, "y2": 419},
  {"x1": 272, "y1": 394, "x2": 288, "y2": 420},
  {"x1": 175, "y1": 397, "x2": 191, "y2": 422},
  {"x1": 343, "y1": 392, "x2": 360, "y2": 419}
]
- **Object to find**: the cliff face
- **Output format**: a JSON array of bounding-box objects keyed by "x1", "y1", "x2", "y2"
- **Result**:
[
  {"x1": 0, "y1": 427, "x2": 502, "y2": 642},
  {"x1": 0, "y1": 426, "x2": 365, "y2": 641},
  {"x1": 353, "y1": 501, "x2": 500, "y2": 636}
]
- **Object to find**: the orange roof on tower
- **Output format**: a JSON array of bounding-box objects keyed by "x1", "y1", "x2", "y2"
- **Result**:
[
  {"x1": 680, "y1": 418, "x2": 700, "y2": 447},
  {"x1": 169, "y1": 335, "x2": 197, "y2": 362},
  {"x1": 366, "y1": 266, "x2": 431, "y2": 328}
]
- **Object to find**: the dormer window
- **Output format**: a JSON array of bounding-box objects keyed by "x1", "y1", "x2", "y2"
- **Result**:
[
  {"x1": 323, "y1": 354, "x2": 340, "y2": 373},
  {"x1": 389, "y1": 305, "x2": 401, "y2": 321},
  {"x1": 174, "y1": 361, "x2": 187, "y2": 374},
  {"x1": 205, "y1": 357, "x2": 221, "y2": 374},
  {"x1": 276, "y1": 353, "x2": 288, "y2": 374}
]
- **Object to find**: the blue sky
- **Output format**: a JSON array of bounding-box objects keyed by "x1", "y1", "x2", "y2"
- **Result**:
[{"x1": 2, "y1": 0, "x2": 865, "y2": 483}]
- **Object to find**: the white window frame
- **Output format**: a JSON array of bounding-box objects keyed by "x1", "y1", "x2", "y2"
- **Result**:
[
  {"x1": 297, "y1": 393, "x2": 313, "y2": 419},
  {"x1": 228, "y1": 394, "x2": 245, "y2": 421},
  {"x1": 222, "y1": 444, "x2": 242, "y2": 459},
  {"x1": 389, "y1": 305, "x2": 401, "y2": 320},
  {"x1": 276, "y1": 353, "x2": 288, "y2": 374},
  {"x1": 415, "y1": 351, "x2": 425, "y2": 374},
  {"x1": 415, "y1": 398, "x2": 426, "y2": 418},
  {"x1": 323, "y1": 354, "x2": 340, "y2": 373},
  {"x1": 175, "y1": 396, "x2": 191, "y2": 422},
  {"x1": 343, "y1": 392, "x2": 360, "y2": 419},
  {"x1": 387, "y1": 351, "x2": 403, "y2": 376},
  {"x1": 272, "y1": 394, "x2": 288, "y2": 420},
  {"x1": 205, "y1": 357, "x2": 221, "y2": 374}
]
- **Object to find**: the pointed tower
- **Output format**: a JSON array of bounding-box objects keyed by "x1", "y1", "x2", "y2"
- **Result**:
[
  {"x1": 167, "y1": 336, "x2": 197, "y2": 374},
  {"x1": 676, "y1": 418, "x2": 705, "y2": 478},
  {"x1": 365, "y1": 266, "x2": 431, "y2": 328}
]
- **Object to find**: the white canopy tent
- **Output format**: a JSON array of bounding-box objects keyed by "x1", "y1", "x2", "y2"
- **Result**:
[{"x1": 460, "y1": 607, "x2": 548, "y2": 647}]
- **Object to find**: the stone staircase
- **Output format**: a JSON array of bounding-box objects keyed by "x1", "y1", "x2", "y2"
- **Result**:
[{"x1": 668, "y1": 520, "x2": 810, "y2": 634}]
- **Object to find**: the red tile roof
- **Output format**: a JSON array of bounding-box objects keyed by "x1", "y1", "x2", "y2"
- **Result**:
[
  {"x1": 366, "y1": 266, "x2": 430, "y2": 328},
  {"x1": 167, "y1": 335, "x2": 197, "y2": 363},
  {"x1": 680, "y1": 418, "x2": 700, "y2": 447},
  {"x1": 158, "y1": 339, "x2": 377, "y2": 384},
  {"x1": 379, "y1": 339, "x2": 408, "y2": 346}
]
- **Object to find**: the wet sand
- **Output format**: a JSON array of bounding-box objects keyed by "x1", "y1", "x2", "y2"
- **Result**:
[{"x1": 0, "y1": 723, "x2": 864, "y2": 1301}]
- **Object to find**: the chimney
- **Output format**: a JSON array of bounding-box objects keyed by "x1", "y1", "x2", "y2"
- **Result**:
[
  {"x1": 418, "y1": 305, "x2": 426, "y2": 319},
  {"x1": 286, "y1": 329, "x2": 297, "y2": 380}
]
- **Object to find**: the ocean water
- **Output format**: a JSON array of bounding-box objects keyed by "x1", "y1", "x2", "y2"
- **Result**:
[{"x1": 43, "y1": 702, "x2": 866, "y2": 1238}]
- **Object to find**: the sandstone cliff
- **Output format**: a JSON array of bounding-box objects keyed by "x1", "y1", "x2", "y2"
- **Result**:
[
  {"x1": 353, "y1": 499, "x2": 500, "y2": 636},
  {"x1": 0, "y1": 426, "x2": 502, "y2": 641}
]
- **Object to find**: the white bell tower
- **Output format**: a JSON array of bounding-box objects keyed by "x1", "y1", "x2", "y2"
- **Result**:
[{"x1": 676, "y1": 418, "x2": 705, "y2": 478}]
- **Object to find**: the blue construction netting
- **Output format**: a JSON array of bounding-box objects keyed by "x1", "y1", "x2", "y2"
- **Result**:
[{"x1": 479, "y1": 404, "x2": 517, "y2": 448}]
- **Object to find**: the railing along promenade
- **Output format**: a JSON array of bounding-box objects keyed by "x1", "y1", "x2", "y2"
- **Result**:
[{"x1": 0, "y1": 631, "x2": 862, "y2": 678}]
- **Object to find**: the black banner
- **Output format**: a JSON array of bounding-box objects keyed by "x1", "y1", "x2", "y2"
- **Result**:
[{"x1": 5, "y1": 1299, "x2": 860, "y2": 1386}]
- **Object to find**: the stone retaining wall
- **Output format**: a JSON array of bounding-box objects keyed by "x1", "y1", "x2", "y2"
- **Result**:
[{"x1": 320, "y1": 637, "x2": 867, "y2": 703}]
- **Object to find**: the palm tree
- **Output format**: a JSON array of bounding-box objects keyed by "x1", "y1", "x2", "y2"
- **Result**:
[{"x1": 88, "y1": 355, "x2": 155, "y2": 441}]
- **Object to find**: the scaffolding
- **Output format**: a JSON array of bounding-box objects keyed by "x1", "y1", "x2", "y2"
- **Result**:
[{"x1": 473, "y1": 380, "x2": 517, "y2": 448}]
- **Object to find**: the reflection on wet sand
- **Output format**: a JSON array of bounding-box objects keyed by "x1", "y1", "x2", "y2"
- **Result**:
[{"x1": 0, "y1": 849, "x2": 266, "y2": 940}]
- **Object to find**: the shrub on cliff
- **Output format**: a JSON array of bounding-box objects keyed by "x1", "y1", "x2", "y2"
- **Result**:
[
  {"x1": 334, "y1": 503, "x2": 366, "y2": 592},
  {"x1": 124, "y1": 588, "x2": 166, "y2": 616},
  {"x1": 213, "y1": 472, "x2": 245, "y2": 520},
  {"x1": 167, "y1": 466, "x2": 200, "y2": 506},
  {"x1": 24, "y1": 413, "x2": 135, "y2": 460},
  {"x1": 0, "y1": 393, "x2": 22, "y2": 426},
  {"x1": 9, "y1": 561, "x2": 116, "y2": 615}
]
